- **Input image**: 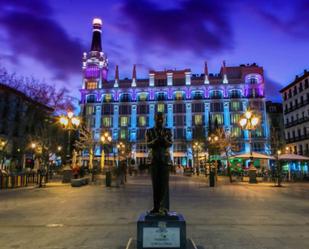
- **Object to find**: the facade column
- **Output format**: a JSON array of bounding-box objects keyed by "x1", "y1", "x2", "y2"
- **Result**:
[
  {"x1": 167, "y1": 103, "x2": 174, "y2": 162},
  {"x1": 223, "y1": 101, "x2": 231, "y2": 132},
  {"x1": 113, "y1": 104, "x2": 119, "y2": 141},
  {"x1": 130, "y1": 104, "x2": 137, "y2": 141},
  {"x1": 204, "y1": 102, "x2": 210, "y2": 137},
  {"x1": 186, "y1": 103, "x2": 192, "y2": 140},
  {"x1": 242, "y1": 100, "x2": 250, "y2": 153},
  {"x1": 149, "y1": 104, "x2": 155, "y2": 127}
]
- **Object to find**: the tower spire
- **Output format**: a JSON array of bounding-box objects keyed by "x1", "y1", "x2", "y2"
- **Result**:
[
  {"x1": 222, "y1": 60, "x2": 228, "y2": 84},
  {"x1": 114, "y1": 65, "x2": 119, "y2": 88},
  {"x1": 204, "y1": 61, "x2": 209, "y2": 84},
  {"x1": 91, "y1": 18, "x2": 102, "y2": 52},
  {"x1": 132, "y1": 64, "x2": 136, "y2": 87}
]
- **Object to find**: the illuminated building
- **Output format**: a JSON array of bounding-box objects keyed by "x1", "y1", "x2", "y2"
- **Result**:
[
  {"x1": 280, "y1": 70, "x2": 309, "y2": 155},
  {"x1": 80, "y1": 18, "x2": 269, "y2": 166}
]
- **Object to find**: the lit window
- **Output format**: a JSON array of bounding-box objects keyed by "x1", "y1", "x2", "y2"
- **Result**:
[
  {"x1": 230, "y1": 114, "x2": 241, "y2": 124},
  {"x1": 231, "y1": 127, "x2": 241, "y2": 137},
  {"x1": 139, "y1": 116, "x2": 147, "y2": 126},
  {"x1": 175, "y1": 91, "x2": 184, "y2": 100},
  {"x1": 230, "y1": 101, "x2": 241, "y2": 111},
  {"x1": 138, "y1": 93, "x2": 148, "y2": 101},
  {"x1": 157, "y1": 103, "x2": 165, "y2": 113},
  {"x1": 104, "y1": 94, "x2": 112, "y2": 102},
  {"x1": 120, "y1": 116, "x2": 128, "y2": 127},
  {"x1": 86, "y1": 81, "x2": 97, "y2": 89},
  {"x1": 86, "y1": 106, "x2": 94, "y2": 115},
  {"x1": 194, "y1": 115, "x2": 203, "y2": 125},
  {"x1": 120, "y1": 129, "x2": 126, "y2": 139},
  {"x1": 212, "y1": 114, "x2": 223, "y2": 125},
  {"x1": 102, "y1": 117, "x2": 112, "y2": 127}
]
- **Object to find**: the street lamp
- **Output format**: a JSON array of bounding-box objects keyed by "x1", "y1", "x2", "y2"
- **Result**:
[
  {"x1": 0, "y1": 138, "x2": 8, "y2": 169},
  {"x1": 192, "y1": 141, "x2": 202, "y2": 174},
  {"x1": 100, "y1": 132, "x2": 112, "y2": 171},
  {"x1": 117, "y1": 142, "x2": 126, "y2": 164},
  {"x1": 59, "y1": 111, "x2": 80, "y2": 182},
  {"x1": 239, "y1": 109, "x2": 260, "y2": 183}
]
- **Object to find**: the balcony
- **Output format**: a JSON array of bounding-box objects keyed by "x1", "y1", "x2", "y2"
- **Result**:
[
  {"x1": 284, "y1": 116, "x2": 309, "y2": 128},
  {"x1": 284, "y1": 99, "x2": 309, "y2": 114}
]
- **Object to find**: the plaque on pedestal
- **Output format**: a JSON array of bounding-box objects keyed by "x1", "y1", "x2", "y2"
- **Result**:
[{"x1": 137, "y1": 212, "x2": 186, "y2": 249}]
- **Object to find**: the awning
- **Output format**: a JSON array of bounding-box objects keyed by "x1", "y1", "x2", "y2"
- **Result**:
[
  {"x1": 279, "y1": 153, "x2": 309, "y2": 161},
  {"x1": 231, "y1": 152, "x2": 275, "y2": 160}
]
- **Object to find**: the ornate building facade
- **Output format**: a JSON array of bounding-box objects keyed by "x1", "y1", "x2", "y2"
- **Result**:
[{"x1": 80, "y1": 19, "x2": 269, "y2": 166}]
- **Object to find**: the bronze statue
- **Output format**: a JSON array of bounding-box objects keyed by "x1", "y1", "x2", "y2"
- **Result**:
[{"x1": 146, "y1": 112, "x2": 173, "y2": 215}]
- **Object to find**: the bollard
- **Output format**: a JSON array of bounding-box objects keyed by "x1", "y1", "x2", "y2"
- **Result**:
[
  {"x1": 209, "y1": 171, "x2": 215, "y2": 187},
  {"x1": 105, "y1": 171, "x2": 112, "y2": 187}
]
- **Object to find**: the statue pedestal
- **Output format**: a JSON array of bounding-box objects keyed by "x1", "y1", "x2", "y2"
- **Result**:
[{"x1": 136, "y1": 212, "x2": 186, "y2": 249}]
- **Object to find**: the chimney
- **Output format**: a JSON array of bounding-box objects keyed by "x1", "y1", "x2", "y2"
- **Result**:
[{"x1": 204, "y1": 61, "x2": 209, "y2": 84}]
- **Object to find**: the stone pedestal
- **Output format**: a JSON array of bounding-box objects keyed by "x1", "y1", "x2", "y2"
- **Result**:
[
  {"x1": 62, "y1": 165, "x2": 72, "y2": 183},
  {"x1": 248, "y1": 166, "x2": 257, "y2": 184},
  {"x1": 137, "y1": 212, "x2": 186, "y2": 249}
]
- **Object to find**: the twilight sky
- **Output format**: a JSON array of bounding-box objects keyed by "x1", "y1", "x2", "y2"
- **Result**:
[{"x1": 0, "y1": 0, "x2": 308, "y2": 102}]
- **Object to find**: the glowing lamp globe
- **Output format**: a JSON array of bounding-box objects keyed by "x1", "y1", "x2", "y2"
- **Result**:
[
  {"x1": 239, "y1": 118, "x2": 247, "y2": 128},
  {"x1": 245, "y1": 111, "x2": 252, "y2": 119},
  {"x1": 93, "y1": 18, "x2": 102, "y2": 26},
  {"x1": 251, "y1": 117, "x2": 259, "y2": 127}
]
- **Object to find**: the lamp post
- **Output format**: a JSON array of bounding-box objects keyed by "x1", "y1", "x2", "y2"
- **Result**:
[
  {"x1": 0, "y1": 138, "x2": 8, "y2": 170},
  {"x1": 100, "y1": 132, "x2": 112, "y2": 171},
  {"x1": 208, "y1": 134, "x2": 219, "y2": 187},
  {"x1": 239, "y1": 109, "x2": 259, "y2": 184},
  {"x1": 59, "y1": 111, "x2": 80, "y2": 183},
  {"x1": 193, "y1": 141, "x2": 202, "y2": 175},
  {"x1": 117, "y1": 142, "x2": 126, "y2": 165},
  {"x1": 276, "y1": 149, "x2": 282, "y2": 187}
]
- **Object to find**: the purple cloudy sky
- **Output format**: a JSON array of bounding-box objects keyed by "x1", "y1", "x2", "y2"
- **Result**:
[{"x1": 0, "y1": 0, "x2": 308, "y2": 102}]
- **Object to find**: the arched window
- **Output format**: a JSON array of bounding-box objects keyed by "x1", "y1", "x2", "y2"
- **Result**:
[
  {"x1": 138, "y1": 92, "x2": 149, "y2": 101},
  {"x1": 210, "y1": 90, "x2": 223, "y2": 99},
  {"x1": 102, "y1": 94, "x2": 113, "y2": 103},
  {"x1": 120, "y1": 93, "x2": 132, "y2": 102},
  {"x1": 156, "y1": 92, "x2": 167, "y2": 101},
  {"x1": 192, "y1": 91, "x2": 203, "y2": 100},
  {"x1": 174, "y1": 91, "x2": 185, "y2": 101},
  {"x1": 229, "y1": 89, "x2": 241, "y2": 98},
  {"x1": 86, "y1": 94, "x2": 96, "y2": 103}
]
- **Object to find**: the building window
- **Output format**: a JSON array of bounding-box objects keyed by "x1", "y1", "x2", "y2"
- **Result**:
[
  {"x1": 102, "y1": 117, "x2": 112, "y2": 127},
  {"x1": 86, "y1": 106, "x2": 94, "y2": 115},
  {"x1": 194, "y1": 115, "x2": 203, "y2": 125},
  {"x1": 210, "y1": 102, "x2": 223, "y2": 112},
  {"x1": 137, "y1": 104, "x2": 148, "y2": 114},
  {"x1": 173, "y1": 103, "x2": 185, "y2": 113},
  {"x1": 86, "y1": 81, "x2": 97, "y2": 89},
  {"x1": 305, "y1": 79, "x2": 309, "y2": 89},
  {"x1": 192, "y1": 103, "x2": 203, "y2": 112},
  {"x1": 138, "y1": 116, "x2": 147, "y2": 126},
  {"x1": 230, "y1": 114, "x2": 241, "y2": 124},
  {"x1": 230, "y1": 101, "x2": 241, "y2": 111},
  {"x1": 249, "y1": 77, "x2": 257, "y2": 84},
  {"x1": 138, "y1": 92, "x2": 148, "y2": 101},
  {"x1": 120, "y1": 116, "x2": 128, "y2": 127},
  {"x1": 174, "y1": 115, "x2": 185, "y2": 126},
  {"x1": 210, "y1": 90, "x2": 223, "y2": 99},
  {"x1": 174, "y1": 91, "x2": 185, "y2": 100},
  {"x1": 157, "y1": 103, "x2": 165, "y2": 113},
  {"x1": 103, "y1": 94, "x2": 112, "y2": 102},
  {"x1": 156, "y1": 92, "x2": 167, "y2": 101},
  {"x1": 230, "y1": 89, "x2": 241, "y2": 98},
  {"x1": 120, "y1": 129, "x2": 126, "y2": 139},
  {"x1": 86, "y1": 94, "x2": 96, "y2": 103},
  {"x1": 192, "y1": 91, "x2": 203, "y2": 100},
  {"x1": 212, "y1": 114, "x2": 223, "y2": 125},
  {"x1": 231, "y1": 127, "x2": 241, "y2": 137},
  {"x1": 120, "y1": 93, "x2": 131, "y2": 102}
]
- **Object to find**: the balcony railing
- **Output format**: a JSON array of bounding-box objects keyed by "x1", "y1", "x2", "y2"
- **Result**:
[{"x1": 285, "y1": 116, "x2": 309, "y2": 128}]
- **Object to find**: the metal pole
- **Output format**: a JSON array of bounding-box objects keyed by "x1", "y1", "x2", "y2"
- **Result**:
[{"x1": 66, "y1": 129, "x2": 71, "y2": 164}]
